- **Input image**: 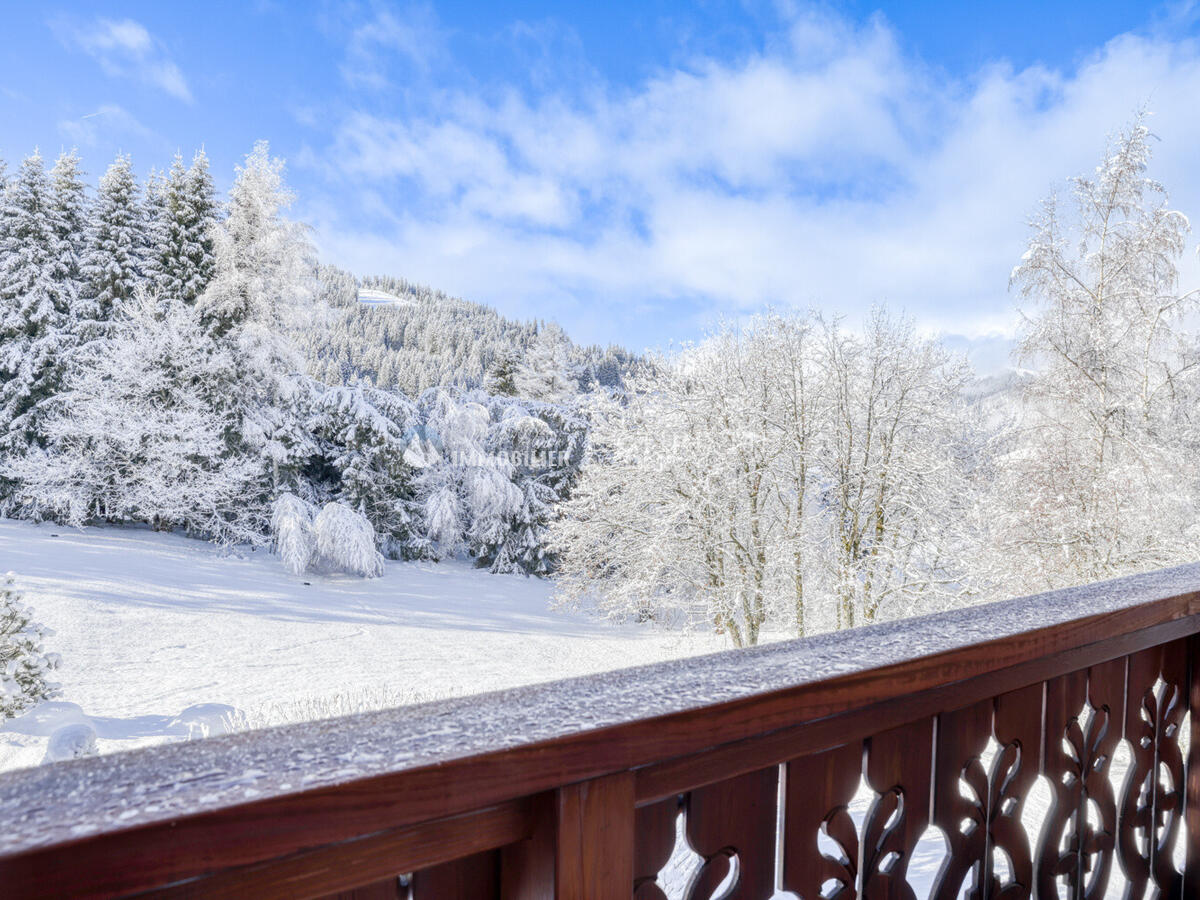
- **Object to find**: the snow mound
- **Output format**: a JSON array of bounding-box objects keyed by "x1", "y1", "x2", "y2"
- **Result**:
[
  {"x1": 167, "y1": 703, "x2": 238, "y2": 740},
  {"x1": 42, "y1": 723, "x2": 97, "y2": 762}
]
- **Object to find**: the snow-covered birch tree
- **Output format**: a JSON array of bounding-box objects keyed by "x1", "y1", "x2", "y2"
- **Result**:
[{"x1": 994, "y1": 114, "x2": 1200, "y2": 592}]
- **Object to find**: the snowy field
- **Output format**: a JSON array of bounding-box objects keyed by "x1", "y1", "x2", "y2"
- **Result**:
[{"x1": 0, "y1": 518, "x2": 728, "y2": 771}]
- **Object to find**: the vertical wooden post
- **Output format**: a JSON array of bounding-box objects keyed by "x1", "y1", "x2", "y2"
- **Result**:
[
  {"x1": 1186, "y1": 633, "x2": 1200, "y2": 898},
  {"x1": 501, "y1": 772, "x2": 635, "y2": 900},
  {"x1": 555, "y1": 771, "x2": 635, "y2": 900}
]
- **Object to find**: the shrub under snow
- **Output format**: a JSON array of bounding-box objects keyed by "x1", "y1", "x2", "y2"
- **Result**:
[
  {"x1": 0, "y1": 573, "x2": 61, "y2": 720},
  {"x1": 271, "y1": 493, "x2": 318, "y2": 576},
  {"x1": 313, "y1": 502, "x2": 386, "y2": 578},
  {"x1": 271, "y1": 496, "x2": 385, "y2": 578}
]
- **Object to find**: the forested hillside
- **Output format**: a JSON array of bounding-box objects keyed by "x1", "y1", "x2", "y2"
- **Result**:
[{"x1": 303, "y1": 268, "x2": 639, "y2": 396}]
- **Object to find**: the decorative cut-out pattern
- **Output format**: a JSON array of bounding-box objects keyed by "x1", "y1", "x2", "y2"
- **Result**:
[
  {"x1": 1036, "y1": 660, "x2": 1123, "y2": 900},
  {"x1": 861, "y1": 720, "x2": 933, "y2": 899},
  {"x1": 1118, "y1": 643, "x2": 1186, "y2": 898},
  {"x1": 683, "y1": 767, "x2": 778, "y2": 899},
  {"x1": 624, "y1": 640, "x2": 1196, "y2": 900},
  {"x1": 782, "y1": 742, "x2": 862, "y2": 899},
  {"x1": 634, "y1": 796, "x2": 683, "y2": 900}
]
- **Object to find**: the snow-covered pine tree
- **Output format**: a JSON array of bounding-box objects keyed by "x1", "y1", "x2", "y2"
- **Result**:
[
  {"x1": 197, "y1": 141, "x2": 319, "y2": 508},
  {"x1": 472, "y1": 398, "x2": 586, "y2": 574},
  {"x1": 181, "y1": 150, "x2": 217, "y2": 303},
  {"x1": 48, "y1": 151, "x2": 88, "y2": 313},
  {"x1": 483, "y1": 347, "x2": 520, "y2": 396},
  {"x1": 513, "y1": 323, "x2": 579, "y2": 402},
  {"x1": 147, "y1": 151, "x2": 218, "y2": 305},
  {"x1": 10, "y1": 289, "x2": 261, "y2": 542},
  {"x1": 308, "y1": 384, "x2": 422, "y2": 559},
  {"x1": 0, "y1": 572, "x2": 61, "y2": 720},
  {"x1": 0, "y1": 152, "x2": 74, "y2": 490},
  {"x1": 82, "y1": 154, "x2": 144, "y2": 327}
]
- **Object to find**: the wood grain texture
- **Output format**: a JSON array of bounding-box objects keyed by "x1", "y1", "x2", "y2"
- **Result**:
[
  {"x1": 684, "y1": 767, "x2": 778, "y2": 900},
  {"x1": 633, "y1": 797, "x2": 679, "y2": 900},
  {"x1": 144, "y1": 800, "x2": 527, "y2": 900},
  {"x1": 554, "y1": 772, "x2": 634, "y2": 900},
  {"x1": 781, "y1": 741, "x2": 861, "y2": 900},
  {"x1": 412, "y1": 851, "x2": 498, "y2": 900}
]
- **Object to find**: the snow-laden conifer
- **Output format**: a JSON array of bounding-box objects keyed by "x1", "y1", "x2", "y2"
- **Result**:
[
  {"x1": 82, "y1": 154, "x2": 144, "y2": 324},
  {"x1": 0, "y1": 152, "x2": 72, "y2": 471},
  {"x1": 197, "y1": 142, "x2": 319, "y2": 505},
  {"x1": 8, "y1": 290, "x2": 260, "y2": 541},
  {"x1": 0, "y1": 572, "x2": 61, "y2": 720},
  {"x1": 271, "y1": 492, "x2": 317, "y2": 575},
  {"x1": 312, "y1": 502, "x2": 385, "y2": 578}
]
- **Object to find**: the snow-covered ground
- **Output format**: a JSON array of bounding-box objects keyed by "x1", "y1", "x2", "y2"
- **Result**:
[{"x1": 0, "y1": 518, "x2": 727, "y2": 771}]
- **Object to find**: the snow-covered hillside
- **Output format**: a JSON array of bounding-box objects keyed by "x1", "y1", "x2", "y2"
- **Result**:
[{"x1": 0, "y1": 519, "x2": 727, "y2": 772}]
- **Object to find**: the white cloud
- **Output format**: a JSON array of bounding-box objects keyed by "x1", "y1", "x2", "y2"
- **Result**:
[
  {"x1": 57, "y1": 104, "x2": 157, "y2": 148},
  {"x1": 309, "y1": 11, "x2": 1200, "y2": 357},
  {"x1": 339, "y1": 5, "x2": 444, "y2": 89},
  {"x1": 54, "y1": 17, "x2": 193, "y2": 103}
]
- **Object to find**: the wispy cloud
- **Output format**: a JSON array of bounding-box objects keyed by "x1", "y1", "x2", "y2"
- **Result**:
[
  {"x1": 309, "y1": 9, "x2": 1200, "y2": 358},
  {"x1": 339, "y1": 4, "x2": 445, "y2": 90},
  {"x1": 53, "y1": 17, "x2": 192, "y2": 103},
  {"x1": 57, "y1": 104, "x2": 157, "y2": 148}
]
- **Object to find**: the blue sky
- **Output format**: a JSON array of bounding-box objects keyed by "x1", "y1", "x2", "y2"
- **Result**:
[{"x1": 3, "y1": 1, "x2": 1200, "y2": 370}]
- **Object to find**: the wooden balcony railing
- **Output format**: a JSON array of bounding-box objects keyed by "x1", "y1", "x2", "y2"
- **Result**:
[{"x1": 3, "y1": 564, "x2": 1200, "y2": 899}]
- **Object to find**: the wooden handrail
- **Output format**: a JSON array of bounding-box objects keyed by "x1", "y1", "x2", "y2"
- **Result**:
[{"x1": 2, "y1": 563, "x2": 1200, "y2": 898}]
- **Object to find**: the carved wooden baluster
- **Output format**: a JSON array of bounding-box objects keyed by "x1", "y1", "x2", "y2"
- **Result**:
[
  {"x1": 782, "y1": 741, "x2": 862, "y2": 900},
  {"x1": 861, "y1": 719, "x2": 933, "y2": 900},
  {"x1": 684, "y1": 767, "x2": 779, "y2": 900},
  {"x1": 1151, "y1": 641, "x2": 1187, "y2": 894},
  {"x1": 634, "y1": 796, "x2": 681, "y2": 900},
  {"x1": 929, "y1": 700, "x2": 991, "y2": 900},
  {"x1": 1037, "y1": 658, "x2": 1123, "y2": 900},
  {"x1": 988, "y1": 683, "x2": 1042, "y2": 899},
  {"x1": 1118, "y1": 642, "x2": 1187, "y2": 898}
]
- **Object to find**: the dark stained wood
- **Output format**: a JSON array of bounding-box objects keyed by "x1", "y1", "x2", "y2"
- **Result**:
[
  {"x1": 554, "y1": 772, "x2": 634, "y2": 900},
  {"x1": 781, "y1": 741, "x2": 861, "y2": 900},
  {"x1": 0, "y1": 574, "x2": 1198, "y2": 898},
  {"x1": 316, "y1": 878, "x2": 406, "y2": 900},
  {"x1": 1035, "y1": 658, "x2": 1124, "y2": 900},
  {"x1": 684, "y1": 767, "x2": 778, "y2": 899},
  {"x1": 987, "y1": 682, "x2": 1042, "y2": 898},
  {"x1": 861, "y1": 719, "x2": 932, "y2": 899},
  {"x1": 635, "y1": 615, "x2": 1198, "y2": 806},
  {"x1": 929, "y1": 699, "x2": 991, "y2": 900},
  {"x1": 1186, "y1": 634, "x2": 1200, "y2": 900},
  {"x1": 412, "y1": 851, "x2": 498, "y2": 900},
  {"x1": 500, "y1": 792, "x2": 556, "y2": 900},
  {"x1": 1117, "y1": 641, "x2": 1187, "y2": 897},
  {"x1": 145, "y1": 800, "x2": 527, "y2": 900},
  {"x1": 633, "y1": 796, "x2": 679, "y2": 900}
]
